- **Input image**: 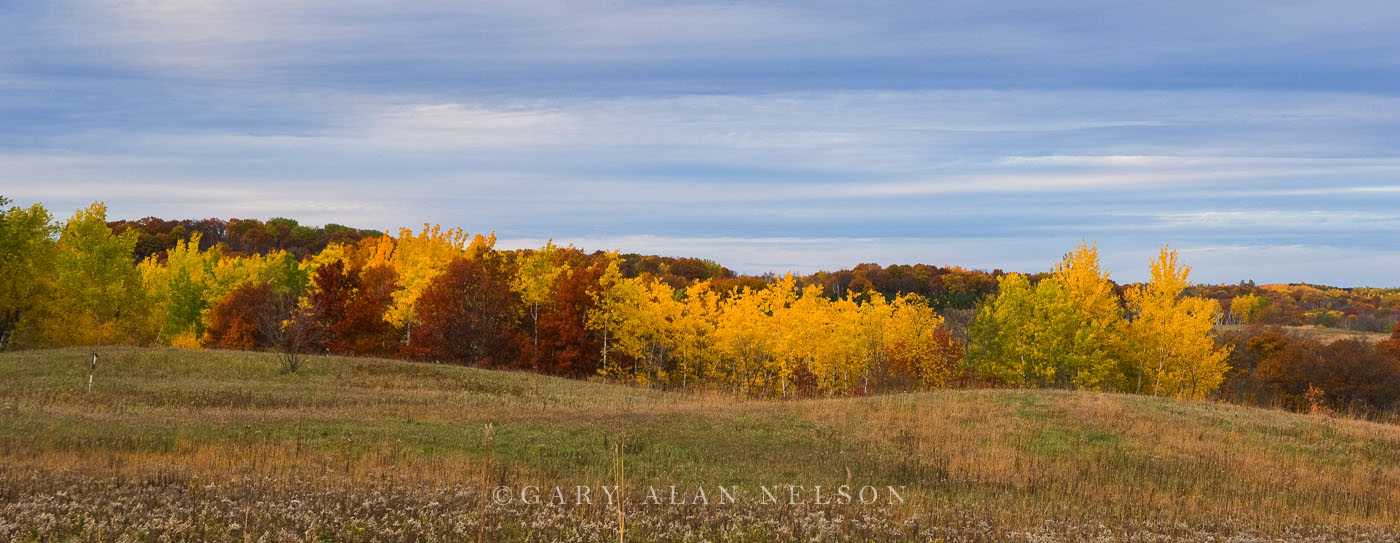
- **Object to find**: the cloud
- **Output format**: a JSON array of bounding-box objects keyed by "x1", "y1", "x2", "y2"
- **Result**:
[
  {"x1": 363, "y1": 103, "x2": 578, "y2": 147},
  {"x1": 3, "y1": 1, "x2": 1400, "y2": 285}
]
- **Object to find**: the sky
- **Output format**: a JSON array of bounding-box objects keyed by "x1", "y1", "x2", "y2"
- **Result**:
[{"x1": 2, "y1": 1, "x2": 1398, "y2": 285}]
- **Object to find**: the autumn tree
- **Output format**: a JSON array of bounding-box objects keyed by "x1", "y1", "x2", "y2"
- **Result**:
[
  {"x1": 407, "y1": 254, "x2": 520, "y2": 366},
  {"x1": 885, "y1": 294, "x2": 963, "y2": 389},
  {"x1": 202, "y1": 249, "x2": 311, "y2": 355},
  {"x1": 768, "y1": 277, "x2": 813, "y2": 396},
  {"x1": 381, "y1": 225, "x2": 495, "y2": 343},
  {"x1": 204, "y1": 282, "x2": 279, "y2": 350},
  {"x1": 1255, "y1": 338, "x2": 1400, "y2": 414},
  {"x1": 512, "y1": 240, "x2": 568, "y2": 357},
  {"x1": 970, "y1": 272, "x2": 1060, "y2": 386},
  {"x1": 32, "y1": 203, "x2": 147, "y2": 346},
  {"x1": 535, "y1": 251, "x2": 605, "y2": 376},
  {"x1": 970, "y1": 242, "x2": 1125, "y2": 390},
  {"x1": 587, "y1": 254, "x2": 640, "y2": 375},
  {"x1": 306, "y1": 259, "x2": 355, "y2": 352},
  {"x1": 138, "y1": 233, "x2": 219, "y2": 347},
  {"x1": 711, "y1": 284, "x2": 779, "y2": 395},
  {"x1": 675, "y1": 281, "x2": 720, "y2": 390},
  {"x1": 1229, "y1": 294, "x2": 1270, "y2": 325},
  {"x1": 1379, "y1": 323, "x2": 1400, "y2": 363},
  {"x1": 615, "y1": 277, "x2": 685, "y2": 386},
  {"x1": 1043, "y1": 241, "x2": 1126, "y2": 389},
  {"x1": 322, "y1": 263, "x2": 399, "y2": 357},
  {"x1": 1124, "y1": 246, "x2": 1231, "y2": 398},
  {"x1": 0, "y1": 198, "x2": 57, "y2": 350}
]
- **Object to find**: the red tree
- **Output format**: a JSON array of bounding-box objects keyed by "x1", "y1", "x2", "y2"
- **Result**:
[
  {"x1": 1255, "y1": 338, "x2": 1400, "y2": 414},
  {"x1": 1377, "y1": 323, "x2": 1400, "y2": 363},
  {"x1": 405, "y1": 255, "x2": 521, "y2": 366},
  {"x1": 307, "y1": 260, "x2": 400, "y2": 357},
  {"x1": 203, "y1": 283, "x2": 279, "y2": 350},
  {"x1": 533, "y1": 252, "x2": 605, "y2": 376},
  {"x1": 307, "y1": 260, "x2": 354, "y2": 351}
]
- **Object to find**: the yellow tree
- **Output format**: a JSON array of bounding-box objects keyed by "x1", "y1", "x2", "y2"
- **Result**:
[
  {"x1": 712, "y1": 285, "x2": 777, "y2": 395},
  {"x1": 637, "y1": 278, "x2": 685, "y2": 386},
  {"x1": 138, "y1": 233, "x2": 220, "y2": 346},
  {"x1": 302, "y1": 242, "x2": 349, "y2": 278},
  {"x1": 383, "y1": 224, "x2": 494, "y2": 342},
  {"x1": 968, "y1": 273, "x2": 1044, "y2": 386},
  {"x1": 601, "y1": 274, "x2": 684, "y2": 386},
  {"x1": 1229, "y1": 294, "x2": 1269, "y2": 325},
  {"x1": 852, "y1": 292, "x2": 893, "y2": 394},
  {"x1": 512, "y1": 240, "x2": 568, "y2": 352},
  {"x1": 823, "y1": 294, "x2": 863, "y2": 396},
  {"x1": 769, "y1": 277, "x2": 814, "y2": 397},
  {"x1": 36, "y1": 203, "x2": 146, "y2": 346},
  {"x1": 886, "y1": 294, "x2": 961, "y2": 389},
  {"x1": 587, "y1": 253, "x2": 640, "y2": 376},
  {"x1": 969, "y1": 242, "x2": 1125, "y2": 391},
  {"x1": 1047, "y1": 241, "x2": 1126, "y2": 390},
  {"x1": 676, "y1": 282, "x2": 720, "y2": 390},
  {"x1": 1125, "y1": 246, "x2": 1231, "y2": 399},
  {"x1": 0, "y1": 198, "x2": 57, "y2": 350}
]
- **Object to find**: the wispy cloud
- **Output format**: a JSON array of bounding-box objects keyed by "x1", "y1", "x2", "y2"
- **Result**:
[{"x1": 2, "y1": 1, "x2": 1399, "y2": 285}]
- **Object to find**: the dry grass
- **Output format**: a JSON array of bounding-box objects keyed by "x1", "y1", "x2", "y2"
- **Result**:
[
  {"x1": 1216, "y1": 324, "x2": 1391, "y2": 344},
  {"x1": 2, "y1": 347, "x2": 1399, "y2": 541}
]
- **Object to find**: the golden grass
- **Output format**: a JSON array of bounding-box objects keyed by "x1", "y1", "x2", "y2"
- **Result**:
[
  {"x1": 2, "y1": 347, "x2": 1399, "y2": 541},
  {"x1": 1216, "y1": 324, "x2": 1391, "y2": 344}
]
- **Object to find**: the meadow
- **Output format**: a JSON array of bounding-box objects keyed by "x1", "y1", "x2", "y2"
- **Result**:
[
  {"x1": 1216, "y1": 324, "x2": 1392, "y2": 345},
  {"x1": 2, "y1": 347, "x2": 1399, "y2": 542}
]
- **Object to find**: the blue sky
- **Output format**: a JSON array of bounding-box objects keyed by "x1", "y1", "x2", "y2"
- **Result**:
[{"x1": 2, "y1": 1, "x2": 1399, "y2": 285}]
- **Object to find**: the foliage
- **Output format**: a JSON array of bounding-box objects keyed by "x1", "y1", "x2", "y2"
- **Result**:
[
  {"x1": 1255, "y1": 338, "x2": 1400, "y2": 414},
  {"x1": 307, "y1": 260, "x2": 399, "y2": 357},
  {"x1": 1228, "y1": 294, "x2": 1269, "y2": 324},
  {"x1": 531, "y1": 249, "x2": 606, "y2": 376},
  {"x1": 380, "y1": 225, "x2": 495, "y2": 340},
  {"x1": 970, "y1": 242, "x2": 1127, "y2": 390},
  {"x1": 1217, "y1": 325, "x2": 1400, "y2": 416},
  {"x1": 2, "y1": 200, "x2": 1392, "y2": 410},
  {"x1": 28, "y1": 203, "x2": 145, "y2": 346},
  {"x1": 137, "y1": 233, "x2": 220, "y2": 344},
  {"x1": 512, "y1": 240, "x2": 568, "y2": 357},
  {"x1": 971, "y1": 243, "x2": 1229, "y2": 399},
  {"x1": 110, "y1": 216, "x2": 383, "y2": 261},
  {"x1": 203, "y1": 282, "x2": 279, "y2": 350},
  {"x1": 1124, "y1": 246, "x2": 1231, "y2": 399},
  {"x1": 0, "y1": 197, "x2": 57, "y2": 350},
  {"x1": 406, "y1": 255, "x2": 520, "y2": 366}
]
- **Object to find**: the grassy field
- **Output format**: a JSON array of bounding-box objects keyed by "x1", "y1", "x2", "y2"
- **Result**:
[
  {"x1": 1216, "y1": 324, "x2": 1392, "y2": 344},
  {"x1": 2, "y1": 348, "x2": 1399, "y2": 541}
]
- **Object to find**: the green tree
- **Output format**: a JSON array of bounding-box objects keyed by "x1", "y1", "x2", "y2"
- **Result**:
[
  {"x1": 138, "y1": 233, "x2": 220, "y2": 345},
  {"x1": 0, "y1": 197, "x2": 58, "y2": 350},
  {"x1": 36, "y1": 203, "x2": 146, "y2": 345},
  {"x1": 969, "y1": 273, "x2": 1047, "y2": 386},
  {"x1": 969, "y1": 242, "x2": 1126, "y2": 390}
]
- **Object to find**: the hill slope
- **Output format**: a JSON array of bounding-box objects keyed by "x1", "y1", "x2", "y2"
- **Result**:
[{"x1": 1, "y1": 347, "x2": 1398, "y2": 541}]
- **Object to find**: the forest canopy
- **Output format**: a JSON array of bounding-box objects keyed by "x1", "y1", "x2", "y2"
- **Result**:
[{"x1": 3, "y1": 198, "x2": 1398, "y2": 414}]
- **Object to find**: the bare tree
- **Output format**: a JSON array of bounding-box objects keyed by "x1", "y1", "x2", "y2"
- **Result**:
[{"x1": 258, "y1": 292, "x2": 321, "y2": 373}]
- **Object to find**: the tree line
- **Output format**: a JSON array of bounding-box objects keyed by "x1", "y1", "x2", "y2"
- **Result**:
[{"x1": 3, "y1": 198, "x2": 1398, "y2": 413}]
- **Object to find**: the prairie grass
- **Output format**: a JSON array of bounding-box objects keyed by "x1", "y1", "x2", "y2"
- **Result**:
[
  {"x1": 1, "y1": 347, "x2": 1399, "y2": 541},
  {"x1": 1215, "y1": 324, "x2": 1391, "y2": 344}
]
